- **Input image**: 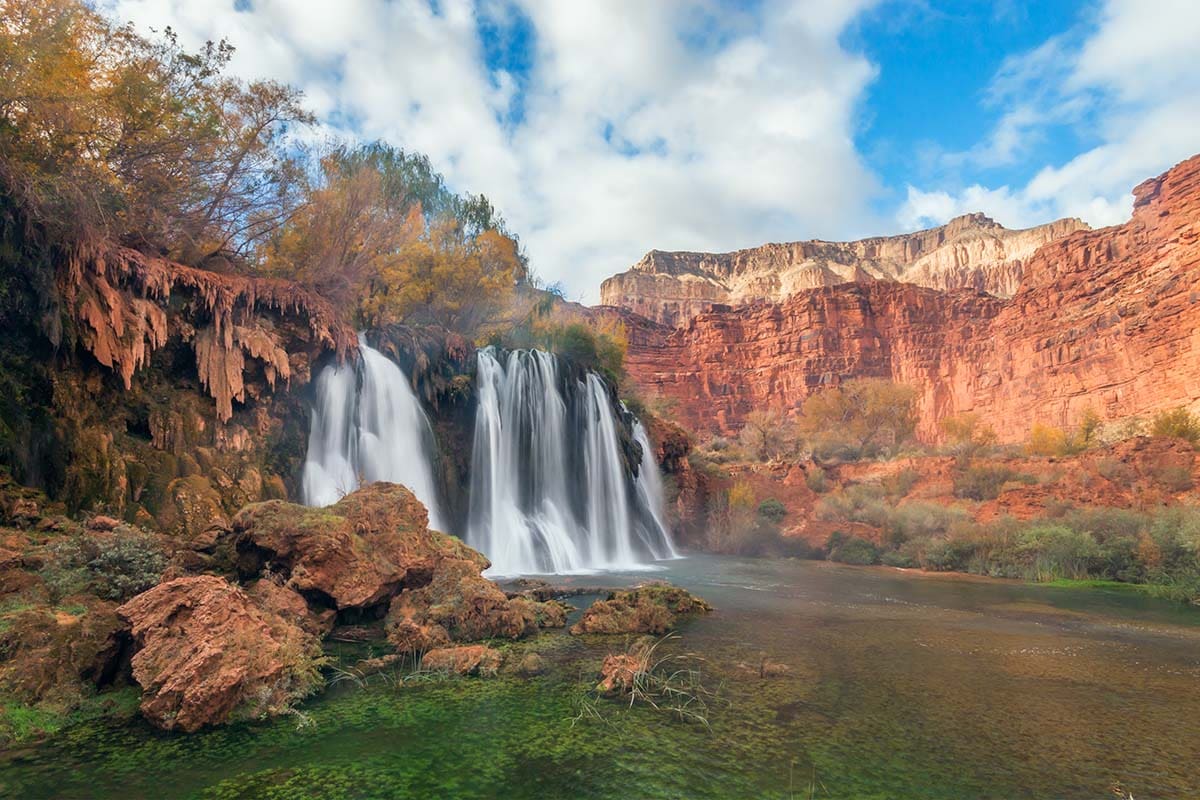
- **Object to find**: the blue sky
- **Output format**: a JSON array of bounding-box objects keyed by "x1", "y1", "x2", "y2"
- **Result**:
[{"x1": 101, "y1": 0, "x2": 1199, "y2": 301}]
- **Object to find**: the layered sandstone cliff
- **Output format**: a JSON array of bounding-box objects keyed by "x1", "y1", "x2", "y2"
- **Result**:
[
  {"x1": 610, "y1": 155, "x2": 1200, "y2": 443},
  {"x1": 601, "y1": 214, "x2": 1087, "y2": 326}
]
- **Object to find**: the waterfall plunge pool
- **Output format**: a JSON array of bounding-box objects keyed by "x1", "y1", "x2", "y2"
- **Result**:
[{"x1": 5, "y1": 554, "x2": 1199, "y2": 799}]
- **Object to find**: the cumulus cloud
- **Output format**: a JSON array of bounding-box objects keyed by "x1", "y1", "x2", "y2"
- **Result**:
[
  {"x1": 100, "y1": 0, "x2": 882, "y2": 301},
  {"x1": 898, "y1": 0, "x2": 1200, "y2": 232}
]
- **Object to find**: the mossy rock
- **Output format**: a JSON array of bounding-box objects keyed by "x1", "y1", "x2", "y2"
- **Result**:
[{"x1": 570, "y1": 583, "x2": 712, "y2": 635}]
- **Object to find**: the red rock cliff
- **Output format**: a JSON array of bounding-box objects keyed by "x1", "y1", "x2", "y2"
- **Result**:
[{"x1": 611, "y1": 155, "x2": 1200, "y2": 442}]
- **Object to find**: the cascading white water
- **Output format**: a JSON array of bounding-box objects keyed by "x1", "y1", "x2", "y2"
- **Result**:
[
  {"x1": 633, "y1": 420, "x2": 680, "y2": 560},
  {"x1": 301, "y1": 336, "x2": 447, "y2": 531},
  {"x1": 467, "y1": 348, "x2": 677, "y2": 575}
]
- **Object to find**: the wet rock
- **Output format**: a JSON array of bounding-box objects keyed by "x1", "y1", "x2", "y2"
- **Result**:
[
  {"x1": 596, "y1": 653, "x2": 646, "y2": 694},
  {"x1": 245, "y1": 578, "x2": 335, "y2": 638},
  {"x1": 157, "y1": 475, "x2": 229, "y2": 541},
  {"x1": 384, "y1": 558, "x2": 564, "y2": 653},
  {"x1": 118, "y1": 575, "x2": 323, "y2": 732},
  {"x1": 571, "y1": 583, "x2": 712, "y2": 635},
  {"x1": 515, "y1": 652, "x2": 547, "y2": 677},
  {"x1": 0, "y1": 595, "x2": 128, "y2": 704},
  {"x1": 232, "y1": 482, "x2": 484, "y2": 611},
  {"x1": 421, "y1": 645, "x2": 501, "y2": 676}
]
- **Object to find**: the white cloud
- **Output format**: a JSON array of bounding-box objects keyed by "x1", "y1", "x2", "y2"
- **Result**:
[
  {"x1": 101, "y1": 0, "x2": 882, "y2": 302},
  {"x1": 898, "y1": 0, "x2": 1200, "y2": 232}
]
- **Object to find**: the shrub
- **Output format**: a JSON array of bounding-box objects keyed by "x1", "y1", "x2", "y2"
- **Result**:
[
  {"x1": 815, "y1": 484, "x2": 890, "y2": 528},
  {"x1": 738, "y1": 410, "x2": 794, "y2": 462},
  {"x1": 1096, "y1": 457, "x2": 1136, "y2": 484},
  {"x1": 1027, "y1": 424, "x2": 1070, "y2": 457},
  {"x1": 881, "y1": 550, "x2": 916, "y2": 568},
  {"x1": 42, "y1": 529, "x2": 166, "y2": 602},
  {"x1": 882, "y1": 467, "x2": 920, "y2": 499},
  {"x1": 707, "y1": 436, "x2": 731, "y2": 453},
  {"x1": 884, "y1": 502, "x2": 970, "y2": 544},
  {"x1": 757, "y1": 498, "x2": 787, "y2": 524},
  {"x1": 798, "y1": 379, "x2": 919, "y2": 461},
  {"x1": 825, "y1": 531, "x2": 880, "y2": 565},
  {"x1": 953, "y1": 465, "x2": 1036, "y2": 501},
  {"x1": 922, "y1": 537, "x2": 977, "y2": 572},
  {"x1": 1018, "y1": 524, "x2": 1100, "y2": 581},
  {"x1": 804, "y1": 466, "x2": 829, "y2": 493},
  {"x1": 1150, "y1": 408, "x2": 1200, "y2": 445},
  {"x1": 939, "y1": 413, "x2": 998, "y2": 460},
  {"x1": 1152, "y1": 464, "x2": 1194, "y2": 492}
]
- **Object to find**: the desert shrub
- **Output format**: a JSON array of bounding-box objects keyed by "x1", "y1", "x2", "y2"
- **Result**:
[
  {"x1": 881, "y1": 550, "x2": 916, "y2": 568},
  {"x1": 1096, "y1": 457, "x2": 1136, "y2": 484},
  {"x1": 939, "y1": 413, "x2": 998, "y2": 461},
  {"x1": 707, "y1": 437, "x2": 732, "y2": 453},
  {"x1": 1150, "y1": 408, "x2": 1200, "y2": 445},
  {"x1": 1027, "y1": 409, "x2": 1104, "y2": 457},
  {"x1": 826, "y1": 533, "x2": 880, "y2": 566},
  {"x1": 1027, "y1": 424, "x2": 1070, "y2": 457},
  {"x1": 882, "y1": 467, "x2": 920, "y2": 499},
  {"x1": 757, "y1": 498, "x2": 787, "y2": 524},
  {"x1": 1152, "y1": 464, "x2": 1194, "y2": 492},
  {"x1": 815, "y1": 484, "x2": 890, "y2": 528},
  {"x1": 884, "y1": 503, "x2": 970, "y2": 544},
  {"x1": 798, "y1": 379, "x2": 919, "y2": 461},
  {"x1": 921, "y1": 537, "x2": 977, "y2": 572},
  {"x1": 1017, "y1": 524, "x2": 1100, "y2": 581},
  {"x1": 953, "y1": 465, "x2": 1036, "y2": 501},
  {"x1": 804, "y1": 466, "x2": 829, "y2": 493},
  {"x1": 42, "y1": 530, "x2": 166, "y2": 602},
  {"x1": 726, "y1": 521, "x2": 816, "y2": 558}
]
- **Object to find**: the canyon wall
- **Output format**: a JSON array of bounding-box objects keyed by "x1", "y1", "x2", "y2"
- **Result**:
[
  {"x1": 609, "y1": 155, "x2": 1200, "y2": 443},
  {"x1": 600, "y1": 213, "x2": 1087, "y2": 326}
]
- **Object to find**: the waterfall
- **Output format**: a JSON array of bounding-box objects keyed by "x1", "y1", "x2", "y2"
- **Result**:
[
  {"x1": 467, "y1": 348, "x2": 677, "y2": 575},
  {"x1": 301, "y1": 336, "x2": 447, "y2": 531},
  {"x1": 633, "y1": 420, "x2": 680, "y2": 560}
]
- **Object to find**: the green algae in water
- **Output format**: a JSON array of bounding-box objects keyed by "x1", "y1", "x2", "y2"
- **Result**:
[{"x1": 3, "y1": 555, "x2": 1200, "y2": 799}]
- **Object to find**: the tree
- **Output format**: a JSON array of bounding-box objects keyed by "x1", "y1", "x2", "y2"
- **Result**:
[
  {"x1": 738, "y1": 409, "x2": 793, "y2": 462},
  {"x1": 0, "y1": 0, "x2": 312, "y2": 264},
  {"x1": 797, "y1": 379, "x2": 918, "y2": 460},
  {"x1": 360, "y1": 211, "x2": 522, "y2": 336}
]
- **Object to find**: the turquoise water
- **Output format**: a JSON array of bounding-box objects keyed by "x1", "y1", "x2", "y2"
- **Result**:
[{"x1": 2, "y1": 555, "x2": 1199, "y2": 799}]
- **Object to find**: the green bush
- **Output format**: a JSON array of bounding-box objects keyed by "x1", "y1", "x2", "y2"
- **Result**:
[
  {"x1": 757, "y1": 498, "x2": 787, "y2": 524},
  {"x1": 922, "y1": 537, "x2": 977, "y2": 572},
  {"x1": 1017, "y1": 524, "x2": 1100, "y2": 581},
  {"x1": 826, "y1": 532, "x2": 880, "y2": 565},
  {"x1": 42, "y1": 529, "x2": 166, "y2": 602},
  {"x1": 881, "y1": 550, "x2": 916, "y2": 568},
  {"x1": 952, "y1": 465, "x2": 1036, "y2": 501}
]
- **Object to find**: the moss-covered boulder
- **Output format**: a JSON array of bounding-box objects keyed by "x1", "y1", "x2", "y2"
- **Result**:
[
  {"x1": 118, "y1": 575, "x2": 323, "y2": 732},
  {"x1": 384, "y1": 558, "x2": 567, "y2": 653},
  {"x1": 571, "y1": 583, "x2": 712, "y2": 635},
  {"x1": 0, "y1": 595, "x2": 128, "y2": 705},
  {"x1": 231, "y1": 482, "x2": 482, "y2": 611}
]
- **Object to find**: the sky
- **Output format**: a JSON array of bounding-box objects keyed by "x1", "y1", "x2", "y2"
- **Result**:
[{"x1": 98, "y1": 0, "x2": 1200, "y2": 302}]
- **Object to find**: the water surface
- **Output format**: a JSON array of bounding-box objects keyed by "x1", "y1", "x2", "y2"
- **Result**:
[{"x1": 3, "y1": 555, "x2": 1198, "y2": 799}]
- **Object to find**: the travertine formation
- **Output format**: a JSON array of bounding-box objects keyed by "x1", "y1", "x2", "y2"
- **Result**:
[
  {"x1": 600, "y1": 214, "x2": 1087, "y2": 326},
  {"x1": 610, "y1": 155, "x2": 1200, "y2": 442}
]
